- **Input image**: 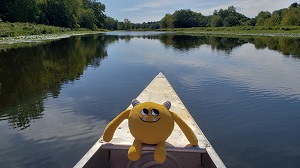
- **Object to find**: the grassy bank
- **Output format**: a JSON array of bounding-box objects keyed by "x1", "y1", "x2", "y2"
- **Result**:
[
  {"x1": 159, "y1": 26, "x2": 300, "y2": 37},
  {"x1": 0, "y1": 22, "x2": 73, "y2": 37},
  {"x1": 2, "y1": 22, "x2": 300, "y2": 39},
  {"x1": 0, "y1": 22, "x2": 106, "y2": 51},
  {"x1": 0, "y1": 22, "x2": 107, "y2": 38}
]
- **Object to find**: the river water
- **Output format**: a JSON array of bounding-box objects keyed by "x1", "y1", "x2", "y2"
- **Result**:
[{"x1": 0, "y1": 32, "x2": 300, "y2": 168}]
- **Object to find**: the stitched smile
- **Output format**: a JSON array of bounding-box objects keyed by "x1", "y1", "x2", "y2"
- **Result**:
[{"x1": 139, "y1": 116, "x2": 161, "y2": 123}]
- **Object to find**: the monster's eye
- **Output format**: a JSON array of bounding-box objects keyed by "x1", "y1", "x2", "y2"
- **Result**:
[
  {"x1": 141, "y1": 109, "x2": 148, "y2": 116},
  {"x1": 151, "y1": 109, "x2": 159, "y2": 116}
]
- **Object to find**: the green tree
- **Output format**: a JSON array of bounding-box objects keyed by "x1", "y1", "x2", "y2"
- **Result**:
[
  {"x1": 0, "y1": 0, "x2": 39, "y2": 23},
  {"x1": 80, "y1": 8, "x2": 96, "y2": 30},
  {"x1": 281, "y1": 7, "x2": 300, "y2": 26},
  {"x1": 41, "y1": 0, "x2": 82, "y2": 28},
  {"x1": 265, "y1": 13, "x2": 282, "y2": 26},
  {"x1": 256, "y1": 11, "x2": 271, "y2": 26},
  {"x1": 123, "y1": 18, "x2": 132, "y2": 30},
  {"x1": 210, "y1": 6, "x2": 248, "y2": 27},
  {"x1": 118, "y1": 22, "x2": 125, "y2": 30},
  {"x1": 210, "y1": 15, "x2": 223, "y2": 27},
  {"x1": 290, "y1": 2, "x2": 299, "y2": 8},
  {"x1": 105, "y1": 17, "x2": 118, "y2": 30},
  {"x1": 160, "y1": 14, "x2": 174, "y2": 28},
  {"x1": 82, "y1": 0, "x2": 106, "y2": 28},
  {"x1": 223, "y1": 16, "x2": 239, "y2": 26},
  {"x1": 198, "y1": 13, "x2": 209, "y2": 27},
  {"x1": 173, "y1": 9, "x2": 202, "y2": 28}
]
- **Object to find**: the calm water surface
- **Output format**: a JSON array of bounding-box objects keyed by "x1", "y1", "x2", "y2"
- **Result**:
[{"x1": 0, "y1": 32, "x2": 300, "y2": 168}]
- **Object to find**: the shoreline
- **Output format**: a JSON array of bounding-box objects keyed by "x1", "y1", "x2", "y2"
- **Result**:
[
  {"x1": 0, "y1": 31, "x2": 103, "y2": 45},
  {"x1": 1, "y1": 30, "x2": 300, "y2": 47},
  {"x1": 178, "y1": 31, "x2": 300, "y2": 37}
]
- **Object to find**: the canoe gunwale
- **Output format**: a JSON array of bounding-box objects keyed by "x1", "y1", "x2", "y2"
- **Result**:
[{"x1": 100, "y1": 142, "x2": 207, "y2": 153}]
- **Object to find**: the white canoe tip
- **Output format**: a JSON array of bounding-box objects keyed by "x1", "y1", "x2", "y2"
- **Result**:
[{"x1": 157, "y1": 72, "x2": 165, "y2": 78}]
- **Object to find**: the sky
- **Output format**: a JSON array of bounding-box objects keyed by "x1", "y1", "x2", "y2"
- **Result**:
[{"x1": 99, "y1": 0, "x2": 297, "y2": 23}]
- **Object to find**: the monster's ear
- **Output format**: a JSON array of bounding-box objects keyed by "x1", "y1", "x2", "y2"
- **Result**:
[
  {"x1": 132, "y1": 98, "x2": 140, "y2": 106},
  {"x1": 163, "y1": 101, "x2": 171, "y2": 110}
]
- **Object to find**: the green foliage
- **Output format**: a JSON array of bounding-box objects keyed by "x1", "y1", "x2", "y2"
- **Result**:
[
  {"x1": 132, "y1": 22, "x2": 160, "y2": 30},
  {"x1": 290, "y1": 2, "x2": 299, "y2": 8},
  {"x1": 0, "y1": 0, "x2": 39, "y2": 23},
  {"x1": 123, "y1": 19, "x2": 132, "y2": 30},
  {"x1": 223, "y1": 16, "x2": 239, "y2": 26},
  {"x1": 265, "y1": 13, "x2": 281, "y2": 27},
  {"x1": 1, "y1": 1, "x2": 300, "y2": 32},
  {"x1": 281, "y1": 7, "x2": 300, "y2": 26},
  {"x1": 0, "y1": 22, "x2": 71, "y2": 37},
  {"x1": 256, "y1": 11, "x2": 271, "y2": 26},
  {"x1": 40, "y1": 0, "x2": 82, "y2": 28},
  {"x1": 211, "y1": 6, "x2": 248, "y2": 27},
  {"x1": 82, "y1": 0, "x2": 106, "y2": 28},
  {"x1": 172, "y1": 9, "x2": 205, "y2": 28},
  {"x1": 159, "y1": 6, "x2": 248, "y2": 29},
  {"x1": 160, "y1": 26, "x2": 300, "y2": 37},
  {"x1": 210, "y1": 15, "x2": 223, "y2": 27},
  {"x1": 80, "y1": 9, "x2": 97, "y2": 30},
  {"x1": 104, "y1": 17, "x2": 118, "y2": 30},
  {"x1": 160, "y1": 14, "x2": 174, "y2": 28},
  {"x1": 0, "y1": 0, "x2": 106, "y2": 30},
  {"x1": 157, "y1": 3, "x2": 300, "y2": 29},
  {"x1": 256, "y1": 3, "x2": 300, "y2": 27}
]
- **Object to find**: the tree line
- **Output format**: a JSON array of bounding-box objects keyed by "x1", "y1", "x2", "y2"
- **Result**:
[
  {"x1": 0, "y1": 1, "x2": 300, "y2": 30},
  {"x1": 160, "y1": 3, "x2": 300, "y2": 28},
  {"x1": 160, "y1": 2, "x2": 300, "y2": 28},
  {"x1": 0, "y1": 0, "x2": 106, "y2": 30},
  {"x1": 0, "y1": 0, "x2": 159, "y2": 30}
]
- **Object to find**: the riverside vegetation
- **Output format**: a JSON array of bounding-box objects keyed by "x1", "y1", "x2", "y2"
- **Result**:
[{"x1": 1, "y1": 1, "x2": 300, "y2": 39}]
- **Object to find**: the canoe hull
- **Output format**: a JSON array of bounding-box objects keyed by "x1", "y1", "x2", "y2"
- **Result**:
[
  {"x1": 74, "y1": 72, "x2": 225, "y2": 168},
  {"x1": 78, "y1": 144, "x2": 217, "y2": 168}
]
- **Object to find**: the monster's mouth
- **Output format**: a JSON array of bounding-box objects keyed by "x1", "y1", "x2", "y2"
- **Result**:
[{"x1": 139, "y1": 116, "x2": 161, "y2": 123}]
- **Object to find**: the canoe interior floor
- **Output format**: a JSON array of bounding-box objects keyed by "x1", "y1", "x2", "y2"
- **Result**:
[{"x1": 82, "y1": 147, "x2": 217, "y2": 168}]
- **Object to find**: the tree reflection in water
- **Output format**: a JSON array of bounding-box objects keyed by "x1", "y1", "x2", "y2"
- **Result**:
[
  {"x1": 159, "y1": 34, "x2": 300, "y2": 58},
  {"x1": 1, "y1": 33, "x2": 300, "y2": 130},
  {"x1": 0, "y1": 34, "x2": 118, "y2": 130}
]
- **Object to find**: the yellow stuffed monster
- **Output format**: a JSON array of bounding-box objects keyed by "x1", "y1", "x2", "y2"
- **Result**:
[{"x1": 103, "y1": 99, "x2": 198, "y2": 163}]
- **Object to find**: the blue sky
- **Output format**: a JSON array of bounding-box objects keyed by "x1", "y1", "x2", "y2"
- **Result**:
[{"x1": 100, "y1": 0, "x2": 296, "y2": 23}]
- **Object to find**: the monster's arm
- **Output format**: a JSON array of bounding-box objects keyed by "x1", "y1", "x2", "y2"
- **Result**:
[
  {"x1": 103, "y1": 109, "x2": 130, "y2": 142},
  {"x1": 171, "y1": 112, "x2": 198, "y2": 145}
]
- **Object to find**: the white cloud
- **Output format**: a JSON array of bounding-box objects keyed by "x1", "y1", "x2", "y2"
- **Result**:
[
  {"x1": 106, "y1": 0, "x2": 297, "y2": 22},
  {"x1": 19, "y1": 107, "x2": 106, "y2": 143},
  {"x1": 117, "y1": 38, "x2": 300, "y2": 101},
  {"x1": 195, "y1": 0, "x2": 295, "y2": 17},
  {"x1": 3, "y1": 95, "x2": 108, "y2": 143}
]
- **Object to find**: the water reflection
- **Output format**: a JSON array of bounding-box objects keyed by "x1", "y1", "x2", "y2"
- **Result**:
[
  {"x1": 106, "y1": 32, "x2": 300, "y2": 58},
  {"x1": 252, "y1": 37, "x2": 300, "y2": 57},
  {"x1": 0, "y1": 34, "x2": 118, "y2": 130},
  {"x1": 159, "y1": 34, "x2": 300, "y2": 58},
  {"x1": 0, "y1": 32, "x2": 300, "y2": 168},
  {"x1": 1, "y1": 33, "x2": 300, "y2": 130}
]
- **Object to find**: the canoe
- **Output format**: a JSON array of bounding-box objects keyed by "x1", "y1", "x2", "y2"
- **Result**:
[{"x1": 74, "y1": 72, "x2": 226, "y2": 168}]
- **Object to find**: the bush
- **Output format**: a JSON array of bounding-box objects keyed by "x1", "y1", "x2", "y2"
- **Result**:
[{"x1": 281, "y1": 27, "x2": 291, "y2": 31}]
